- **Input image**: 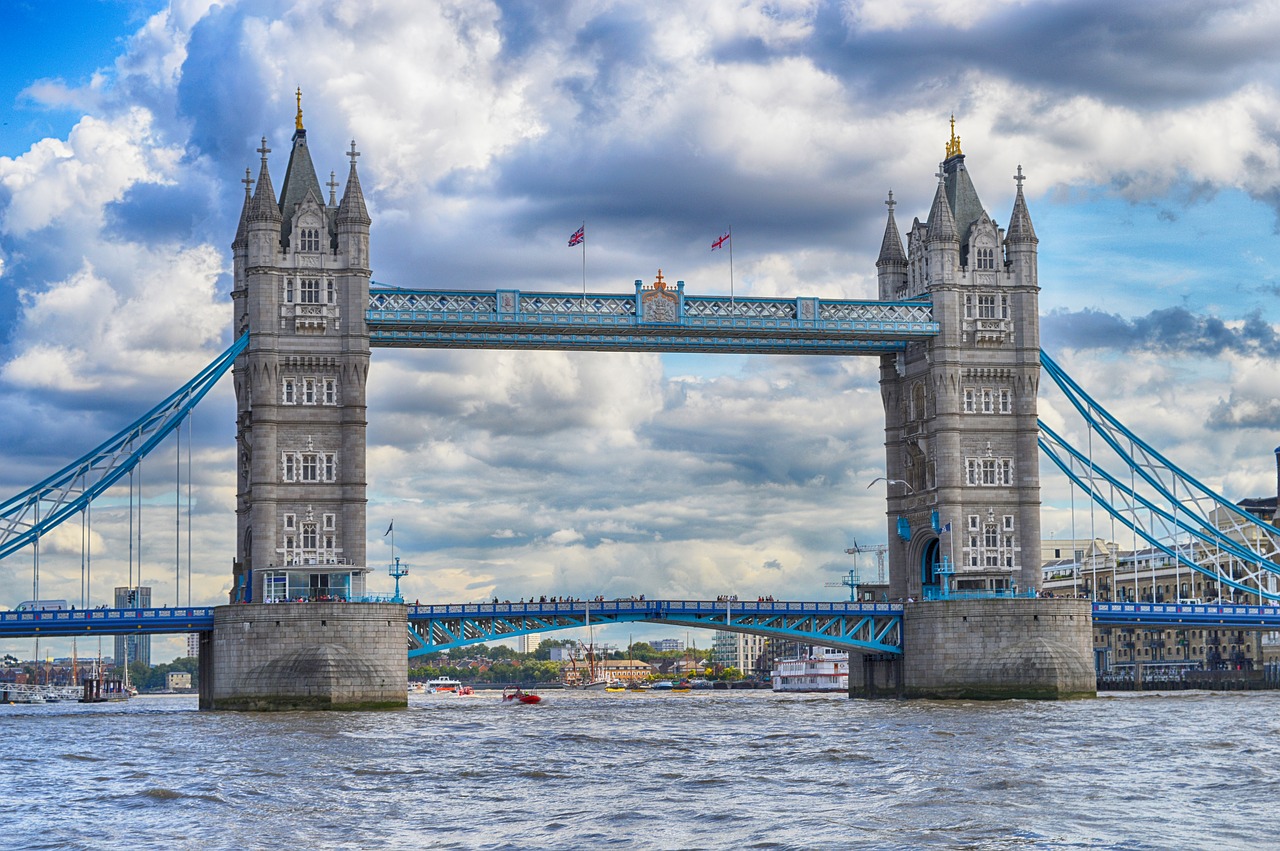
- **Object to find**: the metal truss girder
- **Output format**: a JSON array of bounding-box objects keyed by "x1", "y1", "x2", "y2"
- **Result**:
[
  {"x1": 1092, "y1": 602, "x2": 1280, "y2": 629},
  {"x1": 407, "y1": 600, "x2": 904, "y2": 656},
  {"x1": 367, "y1": 286, "x2": 937, "y2": 355},
  {"x1": 0, "y1": 607, "x2": 214, "y2": 638},
  {"x1": 0, "y1": 334, "x2": 248, "y2": 563},
  {"x1": 369, "y1": 329, "x2": 915, "y2": 356}
]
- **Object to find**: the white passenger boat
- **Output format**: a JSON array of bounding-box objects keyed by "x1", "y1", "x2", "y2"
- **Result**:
[
  {"x1": 425, "y1": 676, "x2": 462, "y2": 694},
  {"x1": 770, "y1": 647, "x2": 849, "y2": 692}
]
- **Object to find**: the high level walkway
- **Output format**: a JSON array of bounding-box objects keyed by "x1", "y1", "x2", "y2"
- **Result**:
[{"x1": 367, "y1": 285, "x2": 939, "y2": 355}]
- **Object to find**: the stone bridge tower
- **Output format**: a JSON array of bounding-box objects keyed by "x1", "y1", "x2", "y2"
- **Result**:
[
  {"x1": 229, "y1": 95, "x2": 372, "y2": 604},
  {"x1": 877, "y1": 121, "x2": 1042, "y2": 601}
]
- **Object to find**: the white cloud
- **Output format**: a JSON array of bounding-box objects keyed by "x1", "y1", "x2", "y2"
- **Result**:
[
  {"x1": 847, "y1": 0, "x2": 1037, "y2": 32},
  {"x1": 0, "y1": 109, "x2": 181, "y2": 237}
]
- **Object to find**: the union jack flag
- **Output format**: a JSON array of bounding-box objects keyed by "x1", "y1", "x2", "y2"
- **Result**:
[
  {"x1": 568, "y1": 226, "x2": 585, "y2": 246},
  {"x1": 711, "y1": 231, "x2": 730, "y2": 250}
]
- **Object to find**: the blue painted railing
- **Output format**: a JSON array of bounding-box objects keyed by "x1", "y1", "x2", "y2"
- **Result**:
[{"x1": 367, "y1": 285, "x2": 938, "y2": 355}]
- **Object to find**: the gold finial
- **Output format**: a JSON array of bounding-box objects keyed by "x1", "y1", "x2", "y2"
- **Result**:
[
  {"x1": 295, "y1": 87, "x2": 304, "y2": 131},
  {"x1": 654, "y1": 269, "x2": 666, "y2": 290},
  {"x1": 945, "y1": 114, "x2": 962, "y2": 158}
]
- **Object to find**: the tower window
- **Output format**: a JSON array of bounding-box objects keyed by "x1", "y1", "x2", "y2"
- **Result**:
[
  {"x1": 299, "y1": 228, "x2": 321, "y2": 252},
  {"x1": 963, "y1": 294, "x2": 973, "y2": 319},
  {"x1": 300, "y1": 278, "x2": 321, "y2": 304},
  {"x1": 283, "y1": 454, "x2": 296, "y2": 482},
  {"x1": 285, "y1": 279, "x2": 294, "y2": 303},
  {"x1": 301, "y1": 454, "x2": 318, "y2": 482},
  {"x1": 304, "y1": 379, "x2": 316, "y2": 405},
  {"x1": 283, "y1": 513, "x2": 296, "y2": 530},
  {"x1": 302, "y1": 524, "x2": 318, "y2": 549},
  {"x1": 323, "y1": 513, "x2": 335, "y2": 531},
  {"x1": 976, "y1": 247, "x2": 995, "y2": 270},
  {"x1": 324, "y1": 378, "x2": 337, "y2": 404},
  {"x1": 327, "y1": 280, "x2": 335, "y2": 304},
  {"x1": 283, "y1": 379, "x2": 295, "y2": 405},
  {"x1": 963, "y1": 389, "x2": 975, "y2": 413},
  {"x1": 981, "y1": 390, "x2": 994, "y2": 413},
  {"x1": 977, "y1": 295, "x2": 997, "y2": 319},
  {"x1": 999, "y1": 390, "x2": 1012, "y2": 414}
]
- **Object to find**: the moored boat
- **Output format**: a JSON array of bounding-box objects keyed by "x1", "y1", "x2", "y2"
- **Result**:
[{"x1": 770, "y1": 646, "x2": 849, "y2": 692}]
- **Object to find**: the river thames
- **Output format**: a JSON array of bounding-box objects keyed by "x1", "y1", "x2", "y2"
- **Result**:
[{"x1": 3, "y1": 689, "x2": 1278, "y2": 849}]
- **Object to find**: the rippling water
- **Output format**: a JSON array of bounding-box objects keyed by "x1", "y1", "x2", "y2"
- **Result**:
[{"x1": 4, "y1": 690, "x2": 1280, "y2": 849}]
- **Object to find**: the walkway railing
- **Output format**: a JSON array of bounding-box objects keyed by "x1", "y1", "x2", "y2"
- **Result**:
[{"x1": 368, "y1": 285, "x2": 938, "y2": 355}]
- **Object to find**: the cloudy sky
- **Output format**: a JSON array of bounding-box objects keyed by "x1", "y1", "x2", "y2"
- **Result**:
[{"x1": 5, "y1": 0, "x2": 1280, "y2": 658}]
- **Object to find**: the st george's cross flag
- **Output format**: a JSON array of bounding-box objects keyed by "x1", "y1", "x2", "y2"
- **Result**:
[{"x1": 711, "y1": 232, "x2": 730, "y2": 250}]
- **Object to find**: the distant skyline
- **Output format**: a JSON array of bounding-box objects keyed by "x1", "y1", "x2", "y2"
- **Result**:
[{"x1": 5, "y1": 1, "x2": 1280, "y2": 657}]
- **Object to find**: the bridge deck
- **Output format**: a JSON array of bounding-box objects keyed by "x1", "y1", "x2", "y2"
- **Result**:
[
  {"x1": 367, "y1": 287, "x2": 938, "y2": 354},
  {"x1": 4, "y1": 601, "x2": 1275, "y2": 643},
  {"x1": 0, "y1": 607, "x2": 214, "y2": 638}
]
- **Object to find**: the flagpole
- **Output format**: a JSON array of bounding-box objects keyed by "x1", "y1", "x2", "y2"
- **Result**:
[
  {"x1": 581, "y1": 219, "x2": 586, "y2": 310},
  {"x1": 728, "y1": 225, "x2": 734, "y2": 307}
]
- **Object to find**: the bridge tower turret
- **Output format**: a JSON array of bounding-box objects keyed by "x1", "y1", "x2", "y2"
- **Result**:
[
  {"x1": 229, "y1": 96, "x2": 372, "y2": 604},
  {"x1": 879, "y1": 120, "x2": 1042, "y2": 601}
]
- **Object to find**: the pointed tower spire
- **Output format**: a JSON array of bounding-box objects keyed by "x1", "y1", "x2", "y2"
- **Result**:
[
  {"x1": 232, "y1": 168, "x2": 254, "y2": 251},
  {"x1": 248, "y1": 137, "x2": 281, "y2": 223},
  {"x1": 926, "y1": 164, "x2": 957, "y2": 244},
  {"x1": 1006, "y1": 165, "x2": 1038, "y2": 244},
  {"x1": 876, "y1": 191, "x2": 907, "y2": 268},
  {"x1": 277, "y1": 97, "x2": 324, "y2": 247},
  {"x1": 337, "y1": 140, "x2": 371, "y2": 225}
]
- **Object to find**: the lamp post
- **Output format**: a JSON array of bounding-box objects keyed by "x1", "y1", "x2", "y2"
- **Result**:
[{"x1": 388, "y1": 557, "x2": 409, "y2": 604}]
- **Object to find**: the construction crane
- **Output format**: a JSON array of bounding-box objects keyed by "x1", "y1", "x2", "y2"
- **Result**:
[{"x1": 826, "y1": 542, "x2": 888, "y2": 602}]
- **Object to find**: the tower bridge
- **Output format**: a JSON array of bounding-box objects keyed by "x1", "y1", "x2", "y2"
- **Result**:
[{"x1": 15, "y1": 107, "x2": 1280, "y2": 707}]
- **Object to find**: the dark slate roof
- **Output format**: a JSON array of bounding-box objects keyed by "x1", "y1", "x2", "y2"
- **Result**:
[
  {"x1": 943, "y1": 154, "x2": 986, "y2": 245},
  {"x1": 278, "y1": 128, "x2": 325, "y2": 246}
]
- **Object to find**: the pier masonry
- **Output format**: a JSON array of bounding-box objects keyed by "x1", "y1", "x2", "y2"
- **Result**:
[{"x1": 200, "y1": 603, "x2": 407, "y2": 711}]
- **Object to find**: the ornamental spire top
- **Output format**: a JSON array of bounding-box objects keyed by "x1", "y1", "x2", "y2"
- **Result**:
[
  {"x1": 295, "y1": 87, "x2": 304, "y2": 131},
  {"x1": 945, "y1": 114, "x2": 962, "y2": 159}
]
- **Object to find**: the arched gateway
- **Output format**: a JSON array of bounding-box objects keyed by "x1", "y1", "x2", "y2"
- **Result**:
[{"x1": 204, "y1": 107, "x2": 1092, "y2": 709}]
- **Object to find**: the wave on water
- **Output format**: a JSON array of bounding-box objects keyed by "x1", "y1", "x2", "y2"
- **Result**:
[{"x1": 120, "y1": 788, "x2": 227, "y2": 807}]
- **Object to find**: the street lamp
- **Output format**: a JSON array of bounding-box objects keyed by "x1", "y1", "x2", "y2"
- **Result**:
[
  {"x1": 867, "y1": 477, "x2": 914, "y2": 493},
  {"x1": 388, "y1": 557, "x2": 409, "y2": 604}
]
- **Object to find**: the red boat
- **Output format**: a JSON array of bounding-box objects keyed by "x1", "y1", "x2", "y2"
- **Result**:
[{"x1": 502, "y1": 687, "x2": 542, "y2": 705}]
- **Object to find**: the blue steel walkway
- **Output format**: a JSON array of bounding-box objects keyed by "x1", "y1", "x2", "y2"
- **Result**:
[
  {"x1": 6, "y1": 601, "x2": 1279, "y2": 649},
  {"x1": 408, "y1": 599, "x2": 904, "y2": 657},
  {"x1": 0, "y1": 607, "x2": 214, "y2": 638}
]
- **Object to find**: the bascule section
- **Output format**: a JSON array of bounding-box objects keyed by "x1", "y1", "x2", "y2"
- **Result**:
[
  {"x1": 877, "y1": 123, "x2": 1043, "y2": 603},
  {"x1": 230, "y1": 97, "x2": 373, "y2": 608}
]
